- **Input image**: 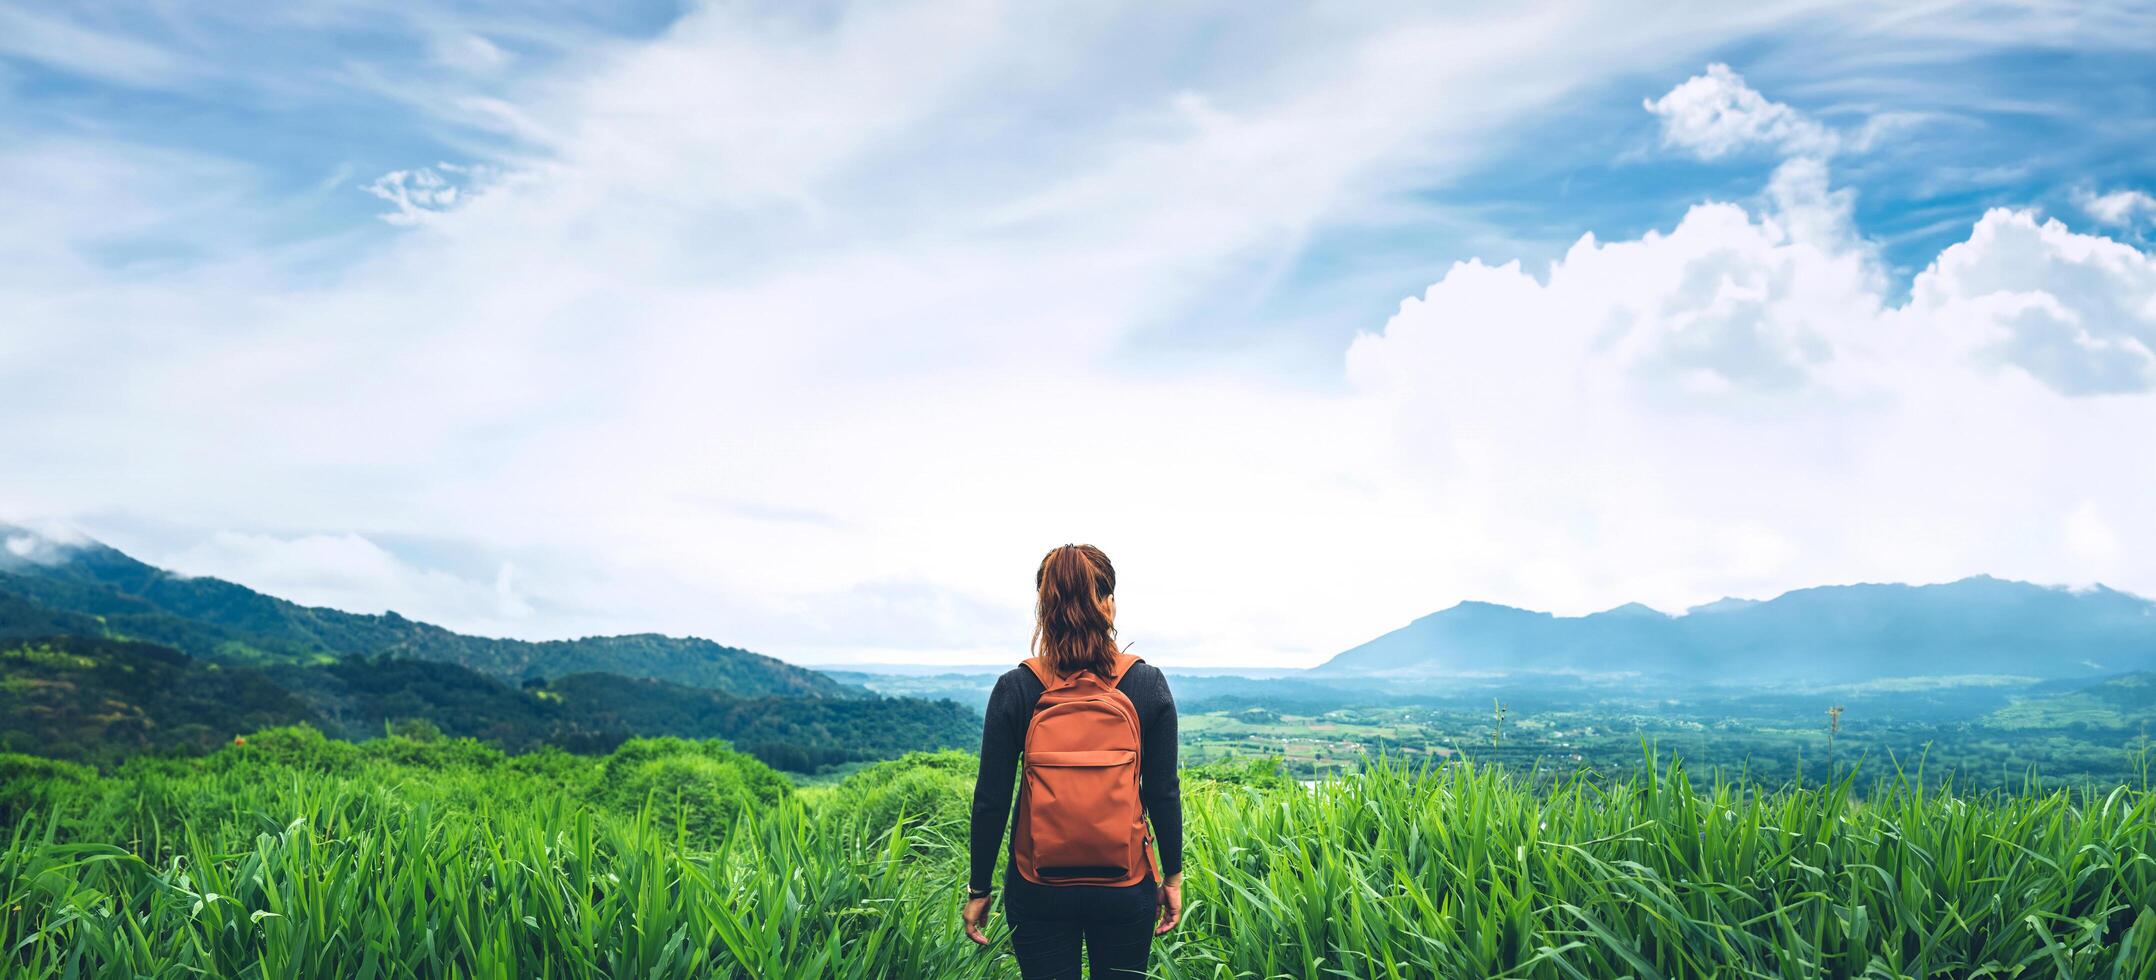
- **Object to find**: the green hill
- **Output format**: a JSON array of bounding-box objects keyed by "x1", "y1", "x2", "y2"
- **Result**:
[
  {"x1": 0, "y1": 524, "x2": 852, "y2": 698},
  {"x1": 0, "y1": 524, "x2": 979, "y2": 771},
  {"x1": 0, "y1": 635, "x2": 976, "y2": 771},
  {"x1": 0, "y1": 635, "x2": 320, "y2": 760}
]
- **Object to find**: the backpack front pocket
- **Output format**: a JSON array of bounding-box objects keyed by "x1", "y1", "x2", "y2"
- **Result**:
[{"x1": 1022, "y1": 749, "x2": 1139, "y2": 879}]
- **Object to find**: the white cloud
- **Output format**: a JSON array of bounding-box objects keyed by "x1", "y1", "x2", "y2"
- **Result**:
[
  {"x1": 1349, "y1": 155, "x2": 1880, "y2": 405},
  {"x1": 6, "y1": 11, "x2": 2156, "y2": 669},
  {"x1": 1344, "y1": 158, "x2": 2156, "y2": 618},
  {"x1": 432, "y1": 33, "x2": 510, "y2": 75},
  {"x1": 0, "y1": 136, "x2": 260, "y2": 275},
  {"x1": 2075, "y1": 187, "x2": 2156, "y2": 228},
  {"x1": 2065, "y1": 501, "x2": 2121, "y2": 569},
  {"x1": 1644, "y1": 63, "x2": 1839, "y2": 160},
  {"x1": 0, "y1": 4, "x2": 185, "y2": 88},
  {"x1": 1912, "y1": 207, "x2": 2156, "y2": 395},
  {"x1": 363, "y1": 164, "x2": 491, "y2": 225},
  {"x1": 3, "y1": 531, "x2": 77, "y2": 566},
  {"x1": 164, "y1": 531, "x2": 536, "y2": 634}
]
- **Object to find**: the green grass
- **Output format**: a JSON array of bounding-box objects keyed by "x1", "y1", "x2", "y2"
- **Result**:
[
  {"x1": 3, "y1": 737, "x2": 2155, "y2": 978},
  {"x1": 1169, "y1": 752, "x2": 2156, "y2": 978}
]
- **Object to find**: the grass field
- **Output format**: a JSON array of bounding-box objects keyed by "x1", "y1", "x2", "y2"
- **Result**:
[{"x1": 4, "y1": 728, "x2": 2155, "y2": 978}]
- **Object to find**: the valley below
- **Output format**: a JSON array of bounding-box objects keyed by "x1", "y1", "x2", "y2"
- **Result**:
[{"x1": 846, "y1": 667, "x2": 2156, "y2": 791}]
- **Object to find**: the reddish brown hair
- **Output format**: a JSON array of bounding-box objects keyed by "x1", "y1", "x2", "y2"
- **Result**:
[{"x1": 1033, "y1": 544, "x2": 1118, "y2": 677}]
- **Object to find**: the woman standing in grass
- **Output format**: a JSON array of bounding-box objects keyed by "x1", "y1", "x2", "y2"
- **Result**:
[{"x1": 963, "y1": 543, "x2": 1184, "y2": 978}]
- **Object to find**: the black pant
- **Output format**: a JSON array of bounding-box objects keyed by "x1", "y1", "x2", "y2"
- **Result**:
[{"x1": 1002, "y1": 873, "x2": 1156, "y2": 979}]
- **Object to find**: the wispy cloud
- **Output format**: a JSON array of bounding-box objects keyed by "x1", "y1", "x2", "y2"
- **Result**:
[
  {"x1": 363, "y1": 164, "x2": 493, "y2": 225},
  {"x1": 4, "y1": 2, "x2": 2155, "y2": 666},
  {"x1": 0, "y1": 3, "x2": 186, "y2": 88}
]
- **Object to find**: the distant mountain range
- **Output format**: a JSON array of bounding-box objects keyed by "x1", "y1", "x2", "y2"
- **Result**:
[
  {"x1": 0, "y1": 523, "x2": 848, "y2": 698},
  {"x1": 1313, "y1": 577, "x2": 2156, "y2": 684},
  {"x1": 15, "y1": 518, "x2": 2154, "y2": 758},
  {"x1": 0, "y1": 524, "x2": 977, "y2": 769}
]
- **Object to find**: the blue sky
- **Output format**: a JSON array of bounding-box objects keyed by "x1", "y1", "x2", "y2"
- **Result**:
[
  {"x1": 3, "y1": 1, "x2": 2154, "y2": 667},
  {"x1": 15, "y1": 3, "x2": 2145, "y2": 357}
]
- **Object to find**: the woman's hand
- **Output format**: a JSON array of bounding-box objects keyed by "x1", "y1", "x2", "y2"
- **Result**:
[
  {"x1": 962, "y1": 894, "x2": 992, "y2": 945},
  {"x1": 1155, "y1": 873, "x2": 1183, "y2": 934}
]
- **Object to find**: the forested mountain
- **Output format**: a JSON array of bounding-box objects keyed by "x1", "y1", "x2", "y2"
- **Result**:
[
  {"x1": 0, "y1": 524, "x2": 978, "y2": 771},
  {"x1": 0, "y1": 635, "x2": 318, "y2": 759},
  {"x1": 0, "y1": 524, "x2": 851, "y2": 698},
  {"x1": 0, "y1": 635, "x2": 976, "y2": 770},
  {"x1": 1314, "y1": 576, "x2": 2156, "y2": 684}
]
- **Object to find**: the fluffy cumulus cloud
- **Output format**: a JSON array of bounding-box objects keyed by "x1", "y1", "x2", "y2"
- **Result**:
[
  {"x1": 4, "y1": 2, "x2": 2156, "y2": 668},
  {"x1": 1644, "y1": 63, "x2": 1839, "y2": 160},
  {"x1": 1914, "y1": 208, "x2": 2156, "y2": 395},
  {"x1": 1346, "y1": 148, "x2": 2156, "y2": 615}
]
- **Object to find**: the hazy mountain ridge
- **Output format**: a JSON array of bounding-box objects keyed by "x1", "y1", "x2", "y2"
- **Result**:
[
  {"x1": 0, "y1": 524, "x2": 852, "y2": 699},
  {"x1": 1315, "y1": 576, "x2": 2156, "y2": 683}
]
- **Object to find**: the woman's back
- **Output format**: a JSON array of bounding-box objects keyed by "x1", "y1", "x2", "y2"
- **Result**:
[
  {"x1": 968, "y1": 658, "x2": 1183, "y2": 889},
  {"x1": 960, "y1": 544, "x2": 1184, "y2": 979}
]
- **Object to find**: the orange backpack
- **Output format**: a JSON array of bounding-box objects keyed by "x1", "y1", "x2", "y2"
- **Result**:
[{"x1": 1011, "y1": 651, "x2": 1155, "y2": 887}]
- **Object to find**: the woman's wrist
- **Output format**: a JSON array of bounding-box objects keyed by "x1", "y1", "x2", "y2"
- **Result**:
[
  {"x1": 1162, "y1": 872, "x2": 1182, "y2": 887},
  {"x1": 966, "y1": 885, "x2": 993, "y2": 899}
]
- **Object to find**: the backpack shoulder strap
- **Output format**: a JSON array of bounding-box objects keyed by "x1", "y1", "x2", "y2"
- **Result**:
[
  {"x1": 1020, "y1": 656, "x2": 1055, "y2": 688},
  {"x1": 1105, "y1": 651, "x2": 1141, "y2": 685}
]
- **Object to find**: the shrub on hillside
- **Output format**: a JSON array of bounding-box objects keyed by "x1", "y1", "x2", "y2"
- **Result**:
[
  {"x1": 597, "y1": 738, "x2": 790, "y2": 842},
  {"x1": 212, "y1": 725, "x2": 364, "y2": 774},
  {"x1": 1184, "y1": 754, "x2": 1294, "y2": 790},
  {"x1": 622, "y1": 754, "x2": 757, "y2": 838},
  {"x1": 602, "y1": 738, "x2": 789, "y2": 805},
  {"x1": 361, "y1": 732, "x2": 508, "y2": 771},
  {"x1": 507, "y1": 745, "x2": 600, "y2": 790},
  {"x1": 829, "y1": 750, "x2": 975, "y2": 842},
  {"x1": 0, "y1": 752, "x2": 95, "y2": 824}
]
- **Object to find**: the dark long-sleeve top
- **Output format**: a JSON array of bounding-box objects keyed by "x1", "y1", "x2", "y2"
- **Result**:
[{"x1": 968, "y1": 661, "x2": 1182, "y2": 891}]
